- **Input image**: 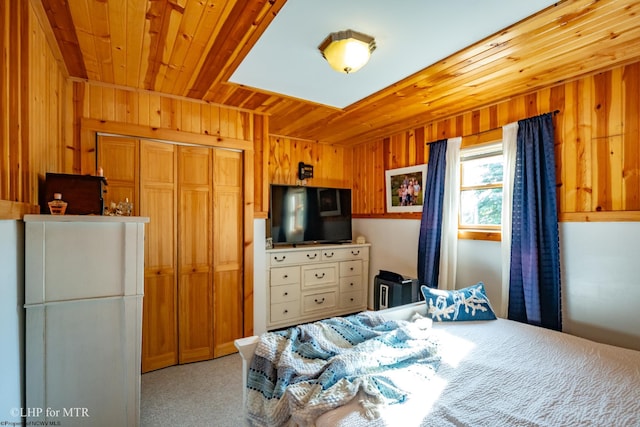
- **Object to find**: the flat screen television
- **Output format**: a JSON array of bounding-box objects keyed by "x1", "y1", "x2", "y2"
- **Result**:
[{"x1": 269, "y1": 184, "x2": 352, "y2": 245}]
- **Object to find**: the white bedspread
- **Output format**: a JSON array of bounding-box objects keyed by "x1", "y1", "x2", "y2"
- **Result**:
[{"x1": 317, "y1": 318, "x2": 640, "y2": 427}]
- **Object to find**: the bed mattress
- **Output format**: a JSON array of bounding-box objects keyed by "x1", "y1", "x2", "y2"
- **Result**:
[{"x1": 316, "y1": 318, "x2": 640, "y2": 427}]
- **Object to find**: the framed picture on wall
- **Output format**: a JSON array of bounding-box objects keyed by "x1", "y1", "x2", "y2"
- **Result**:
[{"x1": 385, "y1": 164, "x2": 428, "y2": 213}]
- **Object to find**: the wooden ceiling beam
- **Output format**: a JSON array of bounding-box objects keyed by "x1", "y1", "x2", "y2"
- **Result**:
[
  {"x1": 40, "y1": 0, "x2": 87, "y2": 78},
  {"x1": 188, "y1": 0, "x2": 284, "y2": 99},
  {"x1": 38, "y1": 0, "x2": 640, "y2": 146}
]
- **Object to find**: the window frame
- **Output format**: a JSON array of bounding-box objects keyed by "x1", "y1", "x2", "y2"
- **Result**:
[{"x1": 458, "y1": 141, "x2": 503, "y2": 241}]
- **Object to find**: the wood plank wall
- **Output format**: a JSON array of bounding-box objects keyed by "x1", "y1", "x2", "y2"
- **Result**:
[
  {"x1": 6, "y1": 0, "x2": 640, "y2": 226},
  {"x1": 73, "y1": 82, "x2": 256, "y2": 175},
  {"x1": 1, "y1": 0, "x2": 262, "y2": 218},
  {"x1": 257, "y1": 135, "x2": 353, "y2": 215},
  {"x1": 350, "y1": 60, "x2": 640, "y2": 221},
  {"x1": 253, "y1": 114, "x2": 269, "y2": 218},
  {"x1": 0, "y1": 0, "x2": 67, "y2": 218}
]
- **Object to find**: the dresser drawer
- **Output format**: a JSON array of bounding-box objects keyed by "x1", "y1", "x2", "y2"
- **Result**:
[
  {"x1": 265, "y1": 244, "x2": 370, "y2": 331},
  {"x1": 271, "y1": 301, "x2": 301, "y2": 324},
  {"x1": 339, "y1": 291, "x2": 365, "y2": 309},
  {"x1": 301, "y1": 264, "x2": 338, "y2": 288},
  {"x1": 321, "y1": 246, "x2": 367, "y2": 261},
  {"x1": 340, "y1": 260, "x2": 362, "y2": 277},
  {"x1": 339, "y1": 275, "x2": 363, "y2": 292},
  {"x1": 302, "y1": 291, "x2": 337, "y2": 314},
  {"x1": 270, "y1": 284, "x2": 300, "y2": 304},
  {"x1": 268, "y1": 250, "x2": 321, "y2": 266},
  {"x1": 270, "y1": 266, "x2": 300, "y2": 286}
]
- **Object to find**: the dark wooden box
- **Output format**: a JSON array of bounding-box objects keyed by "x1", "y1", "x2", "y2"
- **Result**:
[{"x1": 42, "y1": 173, "x2": 107, "y2": 215}]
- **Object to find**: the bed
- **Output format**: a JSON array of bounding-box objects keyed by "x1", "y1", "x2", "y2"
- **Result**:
[{"x1": 235, "y1": 294, "x2": 640, "y2": 427}]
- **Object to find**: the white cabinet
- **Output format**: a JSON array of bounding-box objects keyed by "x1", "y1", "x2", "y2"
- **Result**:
[
  {"x1": 266, "y1": 244, "x2": 370, "y2": 330},
  {"x1": 24, "y1": 215, "x2": 148, "y2": 427}
]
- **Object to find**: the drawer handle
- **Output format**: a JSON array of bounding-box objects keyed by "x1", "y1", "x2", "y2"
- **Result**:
[
  {"x1": 283, "y1": 274, "x2": 288, "y2": 279},
  {"x1": 350, "y1": 282, "x2": 354, "y2": 287},
  {"x1": 349, "y1": 267, "x2": 354, "y2": 271},
  {"x1": 283, "y1": 309, "x2": 288, "y2": 314},
  {"x1": 284, "y1": 292, "x2": 288, "y2": 296},
  {"x1": 350, "y1": 298, "x2": 354, "y2": 302},
  {"x1": 307, "y1": 253, "x2": 317, "y2": 259},
  {"x1": 274, "y1": 255, "x2": 286, "y2": 262},
  {"x1": 351, "y1": 250, "x2": 360, "y2": 256},
  {"x1": 315, "y1": 273, "x2": 325, "y2": 279},
  {"x1": 314, "y1": 297, "x2": 325, "y2": 304},
  {"x1": 324, "y1": 252, "x2": 334, "y2": 258}
]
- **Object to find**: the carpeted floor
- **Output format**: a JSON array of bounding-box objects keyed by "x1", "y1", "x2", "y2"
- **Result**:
[{"x1": 141, "y1": 353, "x2": 247, "y2": 427}]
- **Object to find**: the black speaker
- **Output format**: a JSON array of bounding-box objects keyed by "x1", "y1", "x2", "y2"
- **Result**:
[{"x1": 373, "y1": 271, "x2": 421, "y2": 310}]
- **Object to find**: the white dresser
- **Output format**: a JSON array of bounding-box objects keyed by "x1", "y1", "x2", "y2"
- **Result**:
[
  {"x1": 24, "y1": 215, "x2": 148, "y2": 427},
  {"x1": 266, "y1": 243, "x2": 370, "y2": 330}
]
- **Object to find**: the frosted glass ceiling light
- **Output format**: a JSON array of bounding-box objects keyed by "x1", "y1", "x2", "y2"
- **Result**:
[{"x1": 318, "y1": 30, "x2": 376, "y2": 74}]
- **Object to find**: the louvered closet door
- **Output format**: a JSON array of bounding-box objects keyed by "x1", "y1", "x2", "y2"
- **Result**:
[
  {"x1": 213, "y1": 149, "x2": 244, "y2": 357},
  {"x1": 178, "y1": 146, "x2": 214, "y2": 363},
  {"x1": 140, "y1": 141, "x2": 179, "y2": 373}
]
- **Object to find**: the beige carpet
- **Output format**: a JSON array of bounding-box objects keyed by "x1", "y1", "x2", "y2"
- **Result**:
[{"x1": 141, "y1": 353, "x2": 247, "y2": 426}]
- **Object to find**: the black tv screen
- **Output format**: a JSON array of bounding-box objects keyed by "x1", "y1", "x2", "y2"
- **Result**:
[{"x1": 269, "y1": 185, "x2": 352, "y2": 245}]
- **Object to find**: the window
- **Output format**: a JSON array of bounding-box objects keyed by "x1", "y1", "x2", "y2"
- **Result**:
[{"x1": 459, "y1": 142, "x2": 503, "y2": 239}]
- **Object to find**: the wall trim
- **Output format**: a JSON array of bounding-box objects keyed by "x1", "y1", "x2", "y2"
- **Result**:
[
  {"x1": 0, "y1": 200, "x2": 40, "y2": 220},
  {"x1": 560, "y1": 211, "x2": 640, "y2": 222}
]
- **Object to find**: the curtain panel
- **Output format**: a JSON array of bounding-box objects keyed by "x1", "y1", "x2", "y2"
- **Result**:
[
  {"x1": 438, "y1": 137, "x2": 461, "y2": 291},
  {"x1": 418, "y1": 139, "x2": 448, "y2": 288},
  {"x1": 500, "y1": 122, "x2": 518, "y2": 318},
  {"x1": 508, "y1": 113, "x2": 562, "y2": 331}
]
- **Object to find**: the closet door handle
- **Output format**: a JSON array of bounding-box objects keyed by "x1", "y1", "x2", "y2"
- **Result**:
[
  {"x1": 314, "y1": 298, "x2": 325, "y2": 304},
  {"x1": 315, "y1": 273, "x2": 325, "y2": 279}
]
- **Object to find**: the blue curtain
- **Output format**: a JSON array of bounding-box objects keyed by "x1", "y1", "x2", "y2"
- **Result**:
[
  {"x1": 508, "y1": 113, "x2": 562, "y2": 331},
  {"x1": 418, "y1": 139, "x2": 447, "y2": 288}
]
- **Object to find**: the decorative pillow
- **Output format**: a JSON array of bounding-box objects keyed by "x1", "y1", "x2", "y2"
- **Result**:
[{"x1": 420, "y1": 282, "x2": 497, "y2": 322}]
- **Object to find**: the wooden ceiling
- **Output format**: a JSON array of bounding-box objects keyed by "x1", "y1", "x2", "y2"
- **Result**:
[{"x1": 41, "y1": 0, "x2": 640, "y2": 146}]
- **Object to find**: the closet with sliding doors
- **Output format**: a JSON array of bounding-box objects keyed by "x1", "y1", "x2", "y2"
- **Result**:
[{"x1": 98, "y1": 134, "x2": 243, "y2": 373}]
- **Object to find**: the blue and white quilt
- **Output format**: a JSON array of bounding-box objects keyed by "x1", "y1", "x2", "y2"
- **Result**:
[{"x1": 246, "y1": 312, "x2": 440, "y2": 427}]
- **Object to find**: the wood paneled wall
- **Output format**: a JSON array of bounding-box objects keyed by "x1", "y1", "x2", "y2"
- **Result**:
[
  {"x1": 0, "y1": 0, "x2": 68, "y2": 218},
  {"x1": 6, "y1": 0, "x2": 639, "y2": 226},
  {"x1": 73, "y1": 81, "x2": 256, "y2": 175},
  {"x1": 256, "y1": 135, "x2": 353, "y2": 215},
  {"x1": 351, "y1": 60, "x2": 640, "y2": 221}
]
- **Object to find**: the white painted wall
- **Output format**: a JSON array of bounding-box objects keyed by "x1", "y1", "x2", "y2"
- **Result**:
[
  {"x1": 353, "y1": 218, "x2": 640, "y2": 351},
  {"x1": 0, "y1": 220, "x2": 24, "y2": 423},
  {"x1": 254, "y1": 219, "x2": 267, "y2": 336},
  {"x1": 560, "y1": 222, "x2": 640, "y2": 350},
  {"x1": 353, "y1": 219, "x2": 421, "y2": 308},
  {"x1": 353, "y1": 219, "x2": 502, "y2": 310},
  {"x1": 455, "y1": 238, "x2": 502, "y2": 313},
  {"x1": 353, "y1": 219, "x2": 421, "y2": 280}
]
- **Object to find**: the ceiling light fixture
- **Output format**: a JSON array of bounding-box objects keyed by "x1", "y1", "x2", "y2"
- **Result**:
[{"x1": 318, "y1": 29, "x2": 376, "y2": 74}]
